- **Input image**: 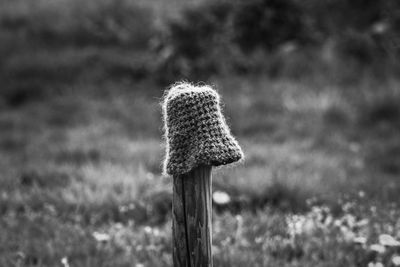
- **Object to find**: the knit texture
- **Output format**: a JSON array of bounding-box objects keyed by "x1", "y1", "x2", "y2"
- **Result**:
[{"x1": 163, "y1": 82, "x2": 243, "y2": 176}]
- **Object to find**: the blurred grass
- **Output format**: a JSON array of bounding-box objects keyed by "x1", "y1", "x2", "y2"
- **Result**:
[
  {"x1": 1, "y1": 75, "x2": 399, "y2": 265},
  {"x1": 1, "y1": 0, "x2": 400, "y2": 266}
]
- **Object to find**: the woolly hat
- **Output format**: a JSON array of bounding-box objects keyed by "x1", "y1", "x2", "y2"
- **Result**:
[{"x1": 162, "y1": 82, "x2": 243, "y2": 176}]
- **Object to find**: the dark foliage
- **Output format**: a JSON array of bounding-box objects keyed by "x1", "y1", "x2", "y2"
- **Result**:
[
  {"x1": 159, "y1": 0, "x2": 400, "y2": 79},
  {"x1": 232, "y1": 0, "x2": 306, "y2": 52},
  {"x1": 0, "y1": 0, "x2": 154, "y2": 48}
]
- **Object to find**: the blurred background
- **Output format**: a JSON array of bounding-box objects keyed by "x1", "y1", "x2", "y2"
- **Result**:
[{"x1": 1, "y1": 0, "x2": 400, "y2": 266}]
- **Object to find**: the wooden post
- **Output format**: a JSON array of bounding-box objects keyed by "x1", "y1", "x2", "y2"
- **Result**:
[{"x1": 173, "y1": 165, "x2": 213, "y2": 267}]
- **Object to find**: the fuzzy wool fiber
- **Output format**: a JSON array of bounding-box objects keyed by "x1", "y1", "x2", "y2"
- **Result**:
[{"x1": 162, "y1": 82, "x2": 243, "y2": 176}]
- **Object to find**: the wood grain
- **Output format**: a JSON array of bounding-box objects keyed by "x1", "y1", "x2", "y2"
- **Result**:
[{"x1": 173, "y1": 165, "x2": 213, "y2": 267}]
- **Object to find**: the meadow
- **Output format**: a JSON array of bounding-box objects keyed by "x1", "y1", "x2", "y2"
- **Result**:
[{"x1": 1, "y1": 0, "x2": 400, "y2": 266}]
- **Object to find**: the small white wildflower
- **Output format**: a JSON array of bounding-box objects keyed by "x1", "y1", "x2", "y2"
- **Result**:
[
  {"x1": 353, "y1": 236, "x2": 367, "y2": 245},
  {"x1": 238, "y1": 238, "x2": 251, "y2": 247},
  {"x1": 153, "y1": 228, "x2": 160, "y2": 236},
  {"x1": 355, "y1": 219, "x2": 369, "y2": 228},
  {"x1": 379, "y1": 234, "x2": 400, "y2": 247},
  {"x1": 343, "y1": 214, "x2": 356, "y2": 228},
  {"x1": 255, "y1": 236, "x2": 263, "y2": 244},
  {"x1": 370, "y1": 244, "x2": 386, "y2": 254},
  {"x1": 235, "y1": 215, "x2": 243, "y2": 237},
  {"x1": 92, "y1": 231, "x2": 110, "y2": 242},
  {"x1": 287, "y1": 214, "x2": 309, "y2": 236},
  {"x1": 212, "y1": 191, "x2": 231, "y2": 205},
  {"x1": 114, "y1": 223, "x2": 124, "y2": 230},
  {"x1": 293, "y1": 218, "x2": 304, "y2": 234},
  {"x1": 392, "y1": 255, "x2": 400, "y2": 266},
  {"x1": 311, "y1": 206, "x2": 322, "y2": 214},
  {"x1": 334, "y1": 219, "x2": 342, "y2": 227},
  {"x1": 119, "y1": 205, "x2": 129, "y2": 213},
  {"x1": 342, "y1": 202, "x2": 354, "y2": 212},
  {"x1": 324, "y1": 214, "x2": 333, "y2": 226},
  {"x1": 370, "y1": 206, "x2": 377, "y2": 214},
  {"x1": 371, "y1": 21, "x2": 388, "y2": 34},
  {"x1": 303, "y1": 218, "x2": 316, "y2": 234},
  {"x1": 61, "y1": 257, "x2": 70, "y2": 267},
  {"x1": 144, "y1": 226, "x2": 152, "y2": 234},
  {"x1": 341, "y1": 226, "x2": 356, "y2": 242}
]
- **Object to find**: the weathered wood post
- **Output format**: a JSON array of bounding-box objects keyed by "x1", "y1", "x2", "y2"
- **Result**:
[
  {"x1": 162, "y1": 82, "x2": 243, "y2": 267},
  {"x1": 172, "y1": 165, "x2": 212, "y2": 266}
]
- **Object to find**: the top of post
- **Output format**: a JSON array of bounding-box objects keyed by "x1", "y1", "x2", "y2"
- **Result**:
[{"x1": 162, "y1": 82, "x2": 243, "y2": 176}]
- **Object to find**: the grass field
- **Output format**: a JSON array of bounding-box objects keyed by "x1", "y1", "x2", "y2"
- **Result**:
[{"x1": 1, "y1": 0, "x2": 400, "y2": 266}]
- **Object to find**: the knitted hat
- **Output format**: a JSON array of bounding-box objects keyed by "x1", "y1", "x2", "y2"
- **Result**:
[{"x1": 162, "y1": 82, "x2": 243, "y2": 176}]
